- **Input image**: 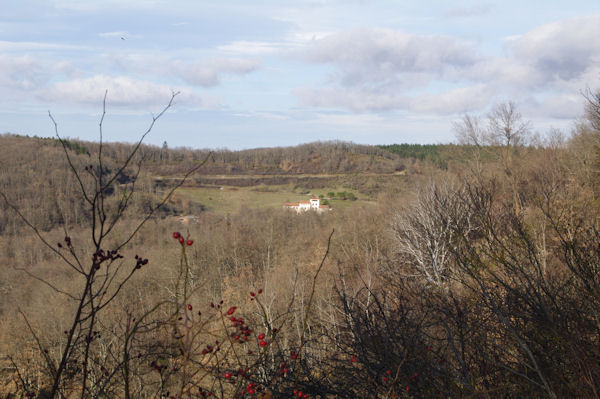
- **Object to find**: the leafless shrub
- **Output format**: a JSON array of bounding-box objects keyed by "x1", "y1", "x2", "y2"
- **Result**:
[{"x1": 389, "y1": 179, "x2": 475, "y2": 288}]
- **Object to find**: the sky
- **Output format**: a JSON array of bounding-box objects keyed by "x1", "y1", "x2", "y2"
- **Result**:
[{"x1": 1, "y1": 0, "x2": 600, "y2": 150}]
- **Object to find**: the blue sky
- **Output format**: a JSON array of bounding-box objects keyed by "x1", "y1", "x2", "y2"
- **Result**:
[{"x1": 1, "y1": 0, "x2": 599, "y2": 149}]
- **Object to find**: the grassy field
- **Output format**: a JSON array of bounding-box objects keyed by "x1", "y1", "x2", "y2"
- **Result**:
[{"x1": 171, "y1": 184, "x2": 371, "y2": 214}]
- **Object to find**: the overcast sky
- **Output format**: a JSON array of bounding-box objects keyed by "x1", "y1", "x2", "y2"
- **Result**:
[{"x1": 1, "y1": 0, "x2": 600, "y2": 149}]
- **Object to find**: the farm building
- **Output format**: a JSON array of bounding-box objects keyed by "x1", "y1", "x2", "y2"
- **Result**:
[{"x1": 283, "y1": 197, "x2": 331, "y2": 213}]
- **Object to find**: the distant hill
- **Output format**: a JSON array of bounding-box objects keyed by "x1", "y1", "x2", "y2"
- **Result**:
[{"x1": 1, "y1": 134, "x2": 476, "y2": 233}]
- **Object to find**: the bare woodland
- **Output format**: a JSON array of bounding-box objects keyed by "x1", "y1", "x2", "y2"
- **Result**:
[{"x1": 0, "y1": 91, "x2": 600, "y2": 398}]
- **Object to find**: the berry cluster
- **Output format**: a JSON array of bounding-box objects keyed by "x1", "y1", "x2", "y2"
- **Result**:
[
  {"x1": 292, "y1": 389, "x2": 309, "y2": 398},
  {"x1": 134, "y1": 254, "x2": 149, "y2": 269},
  {"x1": 57, "y1": 235, "x2": 72, "y2": 248},
  {"x1": 172, "y1": 231, "x2": 193, "y2": 246}
]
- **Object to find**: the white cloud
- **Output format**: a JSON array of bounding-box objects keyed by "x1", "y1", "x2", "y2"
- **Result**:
[
  {"x1": 410, "y1": 85, "x2": 491, "y2": 114},
  {"x1": 511, "y1": 15, "x2": 600, "y2": 81},
  {"x1": 52, "y1": 61, "x2": 81, "y2": 78},
  {"x1": 295, "y1": 87, "x2": 409, "y2": 111},
  {"x1": 515, "y1": 91, "x2": 588, "y2": 122},
  {"x1": 296, "y1": 16, "x2": 600, "y2": 115},
  {"x1": 304, "y1": 28, "x2": 477, "y2": 87},
  {"x1": 172, "y1": 58, "x2": 259, "y2": 86},
  {"x1": 37, "y1": 75, "x2": 204, "y2": 107},
  {"x1": 297, "y1": 84, "x2": 491, "y2": 115},
  {"x1": 217, "y1": 31, "x2": 331, "y2": 56},
  {"x1": 107, "y1": 54, "x2": 259, "y2": 87},
  {"x1": 296, "y1": 28, "x2": 480, "y2": 112},
  {"x1": 0, "y1": 40, "x2": 88, "y2": 52},
  {"x1": 467, "y1": 57, "x2": 543, "y2": 90},
  {"x1": 217, "y1": 41, "x2": 287, "y2": 55},
  {"x1": 0, "y1": 54, "x2": 69, "y2": 91}
]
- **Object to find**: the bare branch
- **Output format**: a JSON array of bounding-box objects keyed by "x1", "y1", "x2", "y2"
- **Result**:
[
  {"x1": 583, "y1": 87, "x2": 600, "y2": 131},
  {"x1": 49, "y1": 111, "x2": 93, "y2": 206},
  {"x1": 114, "y1": 149, "x2": 212, "y2": 252},
  {"x1": 0, "y1": 191, "x2": 84, "y2": 274},
  {"x1": 487, "y1": 101, "x2": 531, "y2": 147}
]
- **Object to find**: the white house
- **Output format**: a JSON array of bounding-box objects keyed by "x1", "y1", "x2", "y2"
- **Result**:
[
  {"x1": 283, "y1": 197, "x2": 331, "y2": 213},
  {"x1": 175, "y1": 215, "x2": 200, "y2": 225}
]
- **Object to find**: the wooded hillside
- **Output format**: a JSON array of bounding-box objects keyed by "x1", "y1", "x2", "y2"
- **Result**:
[
  {"x1": 1, "y1": 91, "x2": 600, "y2": 398},
  {"x1": 0, "y1": 136, "x2": 452, "y2": 234}
]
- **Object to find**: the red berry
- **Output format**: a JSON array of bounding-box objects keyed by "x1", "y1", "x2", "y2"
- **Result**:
[
  {"x1": 224, "y1": 372, "x2": 231, "y2": 379},
  {"x1": 259, "y1": 340, "x2": 267, "y2": 347},
  {"x1": 178, "y1": 236, "x2": 184, "y2": 244},
  {"x1": 226, "y1": 306, "x2": 237, "y2": 315},
  {"x1": 257, "y1": 333, "x2": 265, "y2": 340},
  {"x1": 250, "y1": 291, "x2": 255, "y2": 297},
  {"x1": 186, "y1": 239, "x2": 193, "y2": 246},
  {"x1": 187, "y1": 304, "x2": 192, "y2": 311},
  {"x1": 258, "y1": 289, "x2": 263, "y2": 294},
  {"x1": 173, "y1": 232, "x2": 180, "y2": 239}
]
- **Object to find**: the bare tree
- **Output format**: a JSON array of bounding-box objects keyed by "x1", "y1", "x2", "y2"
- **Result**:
[
  {"x1": 389, "y1": 180, "x2": 474, "y2": 288},
  {"x1": 487, "y1": 101, "x2": 531, "y2": 147},
  {"x1": 454, "y1": 101, "x2": 531, "y2": 148},
  {"x1": 583, "y1": 87, "x2": 600, "y2": 132},
  {"x1": 453, "y1": 114, "x2": 487, "y2": 147}
]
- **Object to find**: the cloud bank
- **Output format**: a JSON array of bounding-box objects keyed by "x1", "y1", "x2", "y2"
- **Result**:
[
  {"x1": 297, "y1": 16, "x2": 600, "y2": 118},
  {"x1": 37, "y1": 75, "x2": 205, "y2": 107}
]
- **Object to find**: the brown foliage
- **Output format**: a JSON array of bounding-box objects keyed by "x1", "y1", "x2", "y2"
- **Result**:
[{"x1": 3, "y1": 91, "x2": 600, "y2": 397}]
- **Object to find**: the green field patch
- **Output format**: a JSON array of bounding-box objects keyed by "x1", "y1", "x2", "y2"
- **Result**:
[{"x1": 172, "y1": 184, "x2": 367, "y2": 214}]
